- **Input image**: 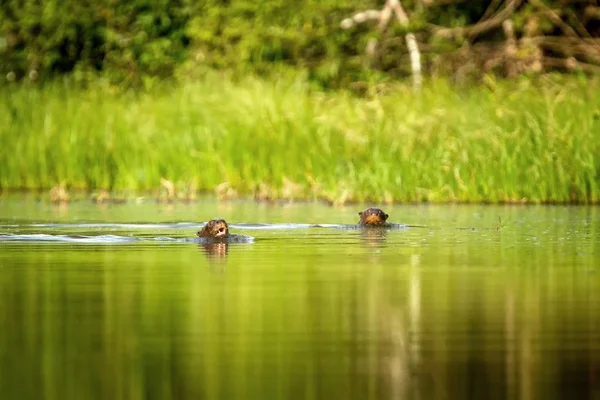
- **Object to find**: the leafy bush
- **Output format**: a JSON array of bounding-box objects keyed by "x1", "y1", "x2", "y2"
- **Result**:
[{"x1": 0, "y1": 0, "x2": 190, "y2": 84}]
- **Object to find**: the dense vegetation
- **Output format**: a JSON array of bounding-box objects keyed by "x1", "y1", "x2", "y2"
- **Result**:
[
  {"x1": 1, "y1": 1, "x2": 599, "y2": 203},
  {"x1": 1, "y1": 73, "x2": 598, "y2": 204},
  {"x1": 2, "y1": 1, "x2": 600, "y2": 86}
]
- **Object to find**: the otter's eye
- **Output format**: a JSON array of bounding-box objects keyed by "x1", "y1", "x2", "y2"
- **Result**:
[{"x1": 218, "y1": 228, "x2": 225, "y2": 233}]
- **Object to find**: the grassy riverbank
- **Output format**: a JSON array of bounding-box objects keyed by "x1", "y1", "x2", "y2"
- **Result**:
[{"x1": 1, "y1": 74, "x2": 599, "y2": 204}]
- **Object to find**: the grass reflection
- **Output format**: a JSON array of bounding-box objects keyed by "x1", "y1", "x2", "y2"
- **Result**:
[{"x1": 0, "y1": 206, "x2": 599, "y2": 398}]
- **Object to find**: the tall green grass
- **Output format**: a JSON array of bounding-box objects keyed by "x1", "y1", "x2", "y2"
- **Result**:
[{"x1": 1, "y1": 74, "x2": 599, "y2": 203}]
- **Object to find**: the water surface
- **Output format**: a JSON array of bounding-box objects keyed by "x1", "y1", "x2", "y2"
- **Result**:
[{"x1": 1, "y1": 197, "x2": 599, "y2": 399}]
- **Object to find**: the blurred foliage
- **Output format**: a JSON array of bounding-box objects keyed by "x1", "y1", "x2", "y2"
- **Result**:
[
  {"x1": 0, "y1": 0, "x2": 191, "y2": 85},
  {"x1": 1, "y1": 0, "x2": 599, "y2": 87}
]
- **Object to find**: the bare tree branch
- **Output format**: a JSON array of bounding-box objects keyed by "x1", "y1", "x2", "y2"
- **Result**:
[
  {"x1": 388, "y1": 0, "x2": 422, "y2": 90},
  {"x1": 433, "y1": 0, "x2": 519, "y2": 41},
  {"x1": 480, "y1": 0, "x2": 504, "y2": 23},
  {"x1": 530, "y1": 0, "x2": 578, "y2": 37},
  {"x1": 341, "y1": 0, "x2": 422, "y2": 91}
]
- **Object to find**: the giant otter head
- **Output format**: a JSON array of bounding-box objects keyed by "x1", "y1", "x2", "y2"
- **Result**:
[
  {"x1": 358, "y1": 208, "x2": 389, "y2": 226},
  {"x1": 197, "y1": 219, "x2": 230, "y2": 238}
]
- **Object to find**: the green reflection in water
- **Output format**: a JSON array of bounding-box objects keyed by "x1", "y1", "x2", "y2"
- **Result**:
[{"x1": 0, "y1": 199, "x2": 599, "y2": 399}]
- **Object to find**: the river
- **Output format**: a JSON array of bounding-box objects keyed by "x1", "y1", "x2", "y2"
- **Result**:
[{"x1": 0, "y1": 197, "x2": 598, "y2": 399}]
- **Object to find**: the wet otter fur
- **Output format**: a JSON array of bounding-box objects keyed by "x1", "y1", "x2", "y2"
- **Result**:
[
  {"x1": 357, "y1": 208, "x2": 389, "y2": 226},
  {"x1": 197, "y1": 219, "x2": 229, "y2": 238}
]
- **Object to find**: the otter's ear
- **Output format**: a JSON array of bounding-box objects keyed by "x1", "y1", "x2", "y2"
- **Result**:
[
  {"x1": 384, "y1": 213, "x2": 389, "y2": 219},
  {"x1": 358, "y1": 211, "x2": 363, "y2": 216}
]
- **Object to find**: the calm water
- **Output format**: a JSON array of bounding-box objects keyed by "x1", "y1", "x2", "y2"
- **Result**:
[{"x1": 0, "y1": 197, "x2": 599, "y2": 399}]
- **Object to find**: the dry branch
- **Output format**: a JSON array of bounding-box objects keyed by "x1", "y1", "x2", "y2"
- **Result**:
[
  {"x1": 530, "y1": 0, "x2": 578, "y2": 37},
  {"x1": 342, "y1": 0, "x2": 600, "y2": 82},
  {"x1": 341, "y1": 0, "x2": 422, "y2": 90},
  {"x1": 563, "y1": 9, "x2": 592, "y2": 38},
  {"x1": 532, "y1": 36, "x2": 600, "y2": 63},
  {"x1": 480, "y1": 0, "x2": 504, "y2": 25},
  {"x1": 433, "y1": 0, "x2": 519, "y2": 40},
  {"x1": 543, "y1": 56, "x2": 600, "y2": 73}
]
